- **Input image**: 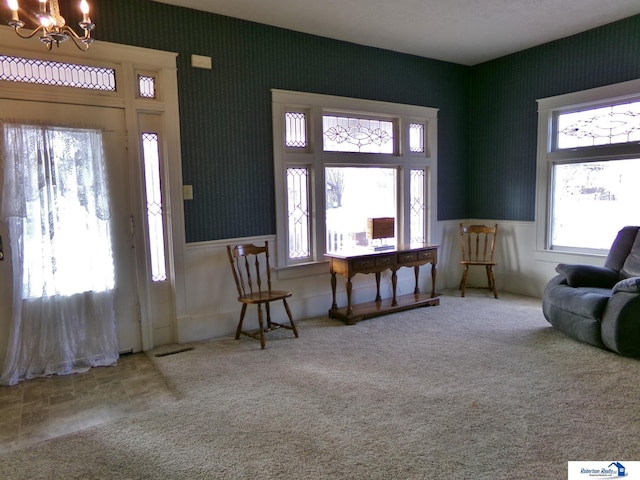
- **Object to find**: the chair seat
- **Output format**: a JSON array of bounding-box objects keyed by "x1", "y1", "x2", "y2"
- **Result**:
[{"x1": 238, "y1": 290, "x2": 292, "y2": 303}]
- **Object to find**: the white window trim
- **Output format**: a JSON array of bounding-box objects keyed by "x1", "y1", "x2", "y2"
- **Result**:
[
  {"x1": 535, "y1": 78, "x2": 640, "y2": 255},
  {"x1": 272, "y1": 89, "x2": 438, "y2": 269}
]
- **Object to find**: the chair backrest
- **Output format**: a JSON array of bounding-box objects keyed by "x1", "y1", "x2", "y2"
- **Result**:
[
  {"x1": 604, "y1": 226, "x2": 640, "y2": 273},
  {"x1": 226, "y1": 241, "x2": 273, "y2": 298},
  {"x1": 459, "y1": 223, "x2": 498, "y2": 263}
]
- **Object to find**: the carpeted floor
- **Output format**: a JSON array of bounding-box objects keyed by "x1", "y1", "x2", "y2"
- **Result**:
[{"x1": 1, "y1": 291, "x2": 639, "y2": 479}]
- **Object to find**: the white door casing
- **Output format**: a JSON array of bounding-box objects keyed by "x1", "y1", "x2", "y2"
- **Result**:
[{"x1": 0, "y1": 26, "x2": 185, "y2": 358}]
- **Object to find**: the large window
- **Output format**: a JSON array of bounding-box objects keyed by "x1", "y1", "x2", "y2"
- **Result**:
[
  {"x1": 536, "y1": 80, "x2": 640, "y2": 253},
  {"x1": 273, "y1": 90, "x2": 438, "y2": 267}
]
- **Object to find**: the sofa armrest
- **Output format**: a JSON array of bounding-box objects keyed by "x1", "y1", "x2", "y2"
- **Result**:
[
  {"x1": 555, "y1": 264, "x2": 619, "y2": 289},
  {"x1": 601, "y1": 292, "x2": 640, "y2": 357}
]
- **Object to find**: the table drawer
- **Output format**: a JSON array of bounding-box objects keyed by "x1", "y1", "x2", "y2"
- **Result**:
[
  {"x1": 375, "y1": 255, "x2": 394, "y2": 267},
  {"x1": 352, "y1": 258, "x2": 376, "y2": 269},
  {"x1": 398, "y1": 252, "x2": 417, "y2": 264},
  {"x1": 418, "y1": 250, "x2": 435, "y2": 262}
]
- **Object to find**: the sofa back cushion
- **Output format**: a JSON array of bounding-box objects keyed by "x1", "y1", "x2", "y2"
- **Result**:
[
  {"x1": 605, "y1": 226, "x2": 640, "y2": 273},
  {"x1": 621, "y1": 232, "x2": 640, "y2": 278}
]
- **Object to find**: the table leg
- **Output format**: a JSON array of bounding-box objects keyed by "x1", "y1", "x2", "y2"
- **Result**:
[
  {"x1": 330, "y1": 272, "x2": 337, "y2": 310},
  {"x1": 431, "y1": 262, "x2": 437, "y2": 298},
  {"x1": 413, "y1": 265, "x2": 420, "y2": 294},
  {"x1": 375, "y1": 272, "x2": 382, "y2": 302},
  {"x1": 346, "y1": 276, "x2": 353, "y2": 315},
  {"x1": 391, "y1": 269, "x2": 398, "y2": 306}
]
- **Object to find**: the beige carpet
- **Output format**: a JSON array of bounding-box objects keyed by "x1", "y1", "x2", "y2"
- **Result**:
[{"x1": 1, "y1": 291, "x2": 639, "y2": 479}]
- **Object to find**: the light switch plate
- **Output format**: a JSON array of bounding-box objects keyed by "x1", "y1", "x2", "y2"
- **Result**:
[{"x1": 183, "y1": 185, "x2": 194, "y2": 200}]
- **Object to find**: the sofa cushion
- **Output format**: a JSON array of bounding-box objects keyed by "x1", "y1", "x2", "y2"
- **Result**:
[
  {"x1": 545, "y1": 284, "x2": 612, "y2": 320},
  {"x1": 621, "y1": 233, "x2": 640, "y2": 278},
  {"x1": 612, "y1": 277, "x2": 640, "y2": 294},
  {"x1": 555, "y1": 264, "x2": 619, "y2": 289},
  {"x1": 605, "y1": 226, "x2": 640, "y2": 272}
]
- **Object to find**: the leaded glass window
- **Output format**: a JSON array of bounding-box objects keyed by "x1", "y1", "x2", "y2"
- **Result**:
[
  {"x1": 410, "y1": 169, "x2": 426, "y2": 244},
  {"x1": 556, "y1": 100, "x2": 640, "y2": 149},
  {"x1": 138, "y1": 74, "x2": 156, "y2": 99},
  {"x1": 409, "y1": 123, "x2": 425, "y2": 153},
  {"x1": 285, "y1": 112, "x2": 307, "y2": 148},
  {"x1": 287, "y1": 167, "x2": 310, "y2": 259},
  {"x1": 537, "y1": 82, "x2": 640, "y2": 253},
  {"x1": 323, "y1": 115, "x2": 394, "y2": 153},
  {"x1": 0, "y1": 55, "x2": 116, "y2": 91},
  {"x1": 141, "y1": 132, "x2": 167, "y2": 282},
  {"x1": 273, "y1": 89, "x2": 437, "y2": 267}
]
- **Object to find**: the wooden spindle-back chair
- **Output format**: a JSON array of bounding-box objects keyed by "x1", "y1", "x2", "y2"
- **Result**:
[
  {"x1": 459, "y1": 223, "x2": 498, "y2": 298},
  {"x1": 226, "y1": 241, "x2": 299, "y2": 349}
]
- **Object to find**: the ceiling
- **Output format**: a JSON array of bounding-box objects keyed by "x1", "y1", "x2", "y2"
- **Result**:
[{"x1": 151, "y1": 0, "x2": 640, "y2": 65}]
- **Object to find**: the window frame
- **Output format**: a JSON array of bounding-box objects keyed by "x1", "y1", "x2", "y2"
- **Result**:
[
  {"x1": 535, "y1": 78, "x2": 640, "y2": 254},
  {"x1": 272, "y1": 89, "x2": 438, "y2": 269}
]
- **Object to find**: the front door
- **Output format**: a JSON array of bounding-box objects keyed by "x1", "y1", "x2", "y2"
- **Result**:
[{"x1": 0, "y1": 99, "x2": 141, "y2": 354}]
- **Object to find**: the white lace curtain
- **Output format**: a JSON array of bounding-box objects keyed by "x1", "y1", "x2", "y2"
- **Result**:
[{"x1": 0, "y1": 123, "x2": 119, "y2": 386}]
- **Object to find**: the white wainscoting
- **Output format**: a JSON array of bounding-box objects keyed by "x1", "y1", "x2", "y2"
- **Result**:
[{"x1": 174, "y1": 221, "x2": 609, "y2": 344}]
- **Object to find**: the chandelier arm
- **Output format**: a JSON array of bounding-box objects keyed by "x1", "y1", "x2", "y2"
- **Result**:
[
  {"x1": 12, "y1": 26, "x2": 46, "y2": 40},
  {"x1": 61, "y1": 26, "x2": 94, "y2": 51}
]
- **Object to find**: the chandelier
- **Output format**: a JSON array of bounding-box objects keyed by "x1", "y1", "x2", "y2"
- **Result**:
[{"x1": 6, "y1": 0, "x2": 95, "y2": 50}]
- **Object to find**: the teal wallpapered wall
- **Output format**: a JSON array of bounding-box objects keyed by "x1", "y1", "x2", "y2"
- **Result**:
[
  {"x1": 90, "y1": 0, "x2": 470, "y2": 242},
  {"x1": 470, "y1": 15, "x2": 640, "y2": 221},
  {"x1": 87, "y1": 1, "x2": 639, "y2": 239}
]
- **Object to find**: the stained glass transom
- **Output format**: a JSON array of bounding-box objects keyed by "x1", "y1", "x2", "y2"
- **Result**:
[
  {"x1": 138, "y1": 75, "x2": 156, "y2": 99},
  {"x1": 323, "y1": 115, "x2": 394, "y2": 153},
  {"x1": 0, "y1": 55, "x2": 116, "y2": 91},
  {"x1": 557, "y1": 100, "x2": 640, "y2": 149},
  {"x1": 285, "y1": 112, "x2": 307, "y2": 148},
  {"x1": 409, "y1": 123, "x2": 425, "y2": 153},
  {"x1": 287, "y1": 167, "x2": 310, "y2": 259}
]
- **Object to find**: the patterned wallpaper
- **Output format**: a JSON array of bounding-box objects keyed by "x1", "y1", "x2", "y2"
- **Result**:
[
  {"x1": 470, "y1": 15, "x2": 640, "y2": 221},
  {"x1": 90, "y1": 0, "x2": 639, "y2": 239}
]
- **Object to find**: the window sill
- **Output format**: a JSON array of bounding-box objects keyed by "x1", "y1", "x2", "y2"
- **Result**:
[
  {"x1": 274, "y1": 260, "x2": 330, "y2": 281},
  {"x1": 532, "y1": 248, "x2": 607, "y2": 265}
]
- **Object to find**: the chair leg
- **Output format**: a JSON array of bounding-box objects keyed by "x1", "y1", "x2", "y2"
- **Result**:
[
  {"x1": 265, "y1": 301, "x2": 273, "y2": 330},
  {"x1": 488, "y1": 266, "x2": 498, "y2": 299},
  {"x1": 485, "y1": 265, "x2": 492, "y2": 292},
  {"x1": 256, "y1": 303, "x2": 266, "y2": 350},
  {"x1": 235, "y1": 304, "x2": 248, "y2": 340},
  {"x1": 460, "y1": 266, "x2": 469, "y2": 297},
  {"x1": 282, "y1": 298, "x2": 299, "y2": 338}
]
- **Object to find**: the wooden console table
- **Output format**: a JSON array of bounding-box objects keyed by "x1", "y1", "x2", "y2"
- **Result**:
[{"x1": 326, "y1": 244, "x2": 439, "y2": 324}]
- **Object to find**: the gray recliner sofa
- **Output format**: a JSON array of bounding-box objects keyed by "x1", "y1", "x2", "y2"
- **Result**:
[{"x1": 542, "y1": 226, "x2": 640, "y2": 357}]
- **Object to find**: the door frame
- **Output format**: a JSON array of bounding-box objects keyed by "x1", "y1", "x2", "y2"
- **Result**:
[{"x1": 0, "y1": 26, "x2": 186, "y2": 351}]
